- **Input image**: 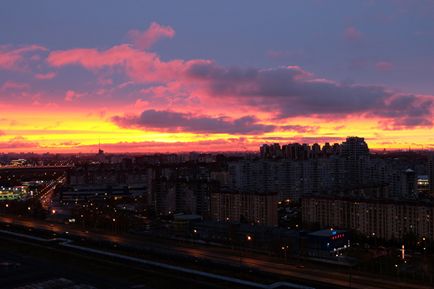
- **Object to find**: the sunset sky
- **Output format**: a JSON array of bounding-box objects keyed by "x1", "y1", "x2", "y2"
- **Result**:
[{"x1": 0, "y1": 0, "x2": 433, "y2": 153}]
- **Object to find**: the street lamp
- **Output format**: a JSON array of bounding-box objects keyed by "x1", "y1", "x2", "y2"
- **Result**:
[
  {"x1": 112, "y1": 218, "x2": 116, "y2": 234},
  {"x1": 281, "y1": 245, "x2": 289, "y2": 262}
]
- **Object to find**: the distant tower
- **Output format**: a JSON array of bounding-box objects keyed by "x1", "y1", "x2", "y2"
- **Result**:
[
  {"x1": 98, "y1": 138, "x2": 103, "y2": 154},
  {"x1": 97, "y1": 139, "x2": 105, "y2": 163}
]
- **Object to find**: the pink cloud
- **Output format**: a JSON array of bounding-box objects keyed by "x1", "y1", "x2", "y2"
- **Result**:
[
  {"x1": 0, "y1": 136, "x2": 39, "y2": 150},
  {"x1": 375, "y1": 61, "x2": 394, "y2": 71},
  {"x1": 64, "y1": 90, "x2": 80, "y2": 102},
  {"x1": 47, "y1": 44, "x2": 210, "y2": 83},
  {"x1": 266, "y1": 49, "x2": 304, "y2": 60},
  {"x1": 344, "y1": 26, "x2": 362, "y2": 41},
  {"x1": 140, "y1": 81, "x2": 192, "y2": 103},
  {"x1": 44, "y1": 27, "x2": 433, "y2": 131},
  {"x1": 0, "y1": 45, "x2": 47, "y2": 70},
  {"x1": 127, "y1": 22, "x2": 175, "y2": 50},
  {"x1": 134, "y1": 98, "x2": 150, "y2": 109},
  {"x1": 34, "y1": 72, "x2": 57, "y2": 80},
  {"x1": 0, "y1": 81, "x2": 29, "y2": 91}
]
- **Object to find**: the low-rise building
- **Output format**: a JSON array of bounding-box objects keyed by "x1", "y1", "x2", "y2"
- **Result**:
[{"x1": 304, "y1": 229, "x2": 350, "y2": 258}]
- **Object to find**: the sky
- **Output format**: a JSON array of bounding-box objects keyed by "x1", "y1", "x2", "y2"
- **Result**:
[{"x1": 0, "y1": 0, "x2": 433, "y2": 153}]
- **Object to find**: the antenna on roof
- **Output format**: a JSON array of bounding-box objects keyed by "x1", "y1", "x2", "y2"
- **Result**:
[{"x1": 97, "y1": 137, "x2": 104, "y2": 155}]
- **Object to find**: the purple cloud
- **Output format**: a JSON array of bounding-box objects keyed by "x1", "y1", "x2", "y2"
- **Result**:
[
  {"x1": 344, "y1": 26, "x2": 362, "y2": 41},
  {"x1": 186, "y1": 62, "x2": 433, "y2": 128},
  {"x1": 112, "y1": 110, "x2": 276, "y2": 134}
]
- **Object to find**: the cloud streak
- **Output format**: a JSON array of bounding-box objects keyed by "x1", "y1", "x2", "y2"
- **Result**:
[
  {"x1": 112, "y1": 109, "x2": 277, "y2": 134},
  {"x1": 0, "y1": 45, "x2": 46, "y2": 71},
  {"x1": 127, "y1": 22, "x2": 175, "y2": 50},
  {"x1": 0, "y1": 136, "x2": 39, "y2": 150},
  {"x1": 185, "y1": 62, "x2": 433, "y2": 128}
]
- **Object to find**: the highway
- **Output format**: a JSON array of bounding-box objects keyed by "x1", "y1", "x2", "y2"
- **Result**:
[
  {"x1": 0, "y1": 232, "x2": 251, "y2": 289},
  {"x1": 38, "y1": 176, "x2": 65, "y2": 209},
  {"x1": 0, "y1": 165, "x2": 72, "y2": 170},
  {"x1": 0, "y1": 215, "x2": 431, "y2": 289}
]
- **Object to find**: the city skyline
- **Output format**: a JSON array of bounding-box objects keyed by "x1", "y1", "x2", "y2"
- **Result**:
[
  {"x1": 2, "y1": 3, "x2": 434, "y2": 289},
  {"x1": 1, "y1": 1, "x2": 433, "y2": 153}
]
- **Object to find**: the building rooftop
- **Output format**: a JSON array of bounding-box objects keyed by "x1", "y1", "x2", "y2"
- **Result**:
[{"x1": 308, "y1": 229, "x2": 346, "y2": 238}]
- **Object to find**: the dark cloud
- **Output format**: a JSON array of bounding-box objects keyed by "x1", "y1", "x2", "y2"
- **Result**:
[
  {"x1": 280, "y1": 125, "x2": 319, "y2": 133},
  {"x1": 186, "y1": 63, "x2": 433, "y2": 128},
  {"x1": 58, "y1": 141, "x2": 81, "y2": 146},
  {"x1": 0, "y1": 136, "x2": 39, "y2": 149},
  {"x1": 374, "y1": 95, "x2": 433, "y2": 129},
  {"x1": 112, "y1": 109, "x2": 276, "y2": 134}
]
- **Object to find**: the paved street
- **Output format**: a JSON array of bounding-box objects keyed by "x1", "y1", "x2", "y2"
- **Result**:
[{"x1": 0, "y1": 216, "x2": 431, "y2": 289}]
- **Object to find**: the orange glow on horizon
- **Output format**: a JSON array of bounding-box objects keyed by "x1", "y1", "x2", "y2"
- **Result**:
[{"x1": 0, "y1": 105, "x2": 432, "y2": 153}]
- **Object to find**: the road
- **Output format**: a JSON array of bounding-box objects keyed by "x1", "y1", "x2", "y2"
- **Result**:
[
  {"x1": 36, "y1": 175, "x2": 65, "y2": 209},
  {"x1": 0, "y1": 233, "x2": 249, "y2": 289},
  {"x1": 0, "y1": 215, "x2": 431, "y2": 289},
  {"x1": 0, "y1": 165, "x2": 72, "y2": 170}
]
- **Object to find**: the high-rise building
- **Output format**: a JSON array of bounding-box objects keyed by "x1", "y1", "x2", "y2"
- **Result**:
[
  {"x1": 311, "y1": 143, "x2": 321, "y2": 158},
  {"x1": 429, "y1": 156, "x2": 434, "y2": 194},
  {"x1": 332, "y1": 143, "x2": 341, "y2": 155},
  {"x1": 341, "y1": 137, "x2": 370, "y2": 187},
  {"x1": 341, "y1": 137, "x2": 369, "y2": 157},
  {"x1": 260, "y1": 143, "x2": 282, "y2": 159},
  {"x1": 210, "y1": 191, "x2": 278, "y2": 226},
  {"x1": 322, "y1": 142, "x2": 332, "y2": 156},
  {"x1": 400, "y1": 169, "x2": 417, "y2": 198},
  {"x1": 302, "y1": 195, "x2": 434, "y2": 241}
]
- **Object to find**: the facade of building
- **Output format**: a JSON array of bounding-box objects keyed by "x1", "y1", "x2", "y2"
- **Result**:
[
  {"x1": 417, "y1": 175, "x2": 430, "y2": 194},
  {"x1": 304, "y1": 229, "x2": 350, "y2": 258},
  {"x1": 302, "y1": 195, "x2": 434, "y2": 241},
  {"x1": 210, "y1": 191, "x2": 278, "y2": 226},
  {"x1": 60, "y1": 184, "x2": 146, "y2": 201},
  {"x1": 429, "y1": 156, "x2": 434, "y2": 194},
  {"x1": 228, "y1": 154, "x2": 359, "y2": 201}
]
